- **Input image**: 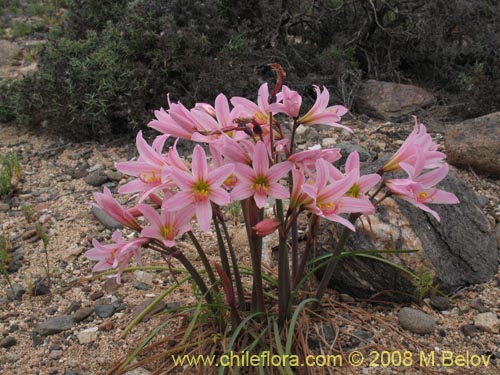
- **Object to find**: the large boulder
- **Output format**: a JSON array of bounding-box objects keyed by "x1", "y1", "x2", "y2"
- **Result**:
[
  {"x1": 445, "y1": 112, "x2": 500, "y2": 177},
  {"x1": 316, "y1": 171, "x2": 498, "y2": 301},
  {"x1": 355, "y1": 80, "x2": 435, "y2": 121}
]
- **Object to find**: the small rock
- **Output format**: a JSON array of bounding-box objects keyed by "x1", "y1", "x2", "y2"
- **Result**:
[
  {"x1": 132, "y1": 281, "x2": 150, "y2": 291},
  {"x1": 0, "y1": 203, "x2": 10, "y2": 212},
  {"x1": 131, "y1": 299, "x2": 167, "y2": 321},
  {"x1": 71, "y1": 169, "x2": 88, "y2": 179},
  {"x1": 84, "y1": 171, "x2": 108, "y2": 187},
  {"x1": 31, "y1": 332, "x2": 44, "y2": 347},
  {"x1": 102, "y1": 278, "x2": 121, "y2": 293},
  {"x1": 350, "y1": 329, "x2": 373, "y2": 347},
  {"x1": 0, "y1": 336, "x2": 17, "y2": 348},
  {"x1": 67, "y1": 301, "x2": 81, "y2": 314},
  {"x1": 49, "y1": 350, "x2": 63, "y2": 360},
  {"x1": 89, "y1": 163, "x2": 105, "y2": 172},
  {"x1": 72, "y1": 307, "x2": 94, "y2": 323},
  {"x1": 460, "y1": 324, "x2": 479, "y2": 337},
  {"x1": 35, "y1": 316, "x2": 75, "y2": 336},
  {"x1": 321, "y1": 137, "x2": 338, "y2": 148},
  {"x1": 134, "y1": 270, "x2": 153, "y2": 285},
  {"x1": 94, "y1": 304, "x2": 115, "y2": 318},
  {"x1": 104, "y1": 170, "x2": 123, "y2": 181},
  {"x1": 21, "y1": 229, "x2": 38, "y2": 240},
  {"x1": 68, "y1": 152, "x2": 81, "y2": 160},
  {"x1": 339, "y1": 293, "x2": 355, "y2": 304},
  {"x1": 77, "y1": 327, "x2": 98, "y2": 344},
  {"x1": 6, "y1": 283, "x2": 26, "y2": 300},
  {"x1": 471, "y1": 297, "x2": 489, "y2": 313},
  {"x1": 398, "y1": 307, "x2": 436, "y2": 335},
  {"x1": 63, "y1": 246, "x2": 84, "y2": 262},
  {"x1": 474, "y1": 312, "x2": 500, "y2": 333},
  {"x1": 430, "y1": 295, "x2": 450, "y2": 311},
  {"x1": 98, "y1": 320, "x2": 113, "y2": 331},
  {"x1": 123, "y1": 367, "x2": 152, "y2": 375},
  {"x1": 31, "y1": 279, "x2": 50, "y2": 296},
  {"x1": 335, "y1": 143, "x2": 371, "y2": 166},
  {"x1": 89, "y1": 290, "x2": 104, "y2": 301},
  {"x1": 91, "y1": 206, "x2": 121, "y2": 230}
]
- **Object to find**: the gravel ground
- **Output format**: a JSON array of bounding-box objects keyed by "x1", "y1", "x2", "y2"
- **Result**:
[{"x1": 0, "y1": 117, "x2": 499, "y2": 375}]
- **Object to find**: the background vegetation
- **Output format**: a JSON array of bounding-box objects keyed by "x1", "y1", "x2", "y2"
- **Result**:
[{"x1": 1, "y1": 0, "x2": 499, "y2": 140}]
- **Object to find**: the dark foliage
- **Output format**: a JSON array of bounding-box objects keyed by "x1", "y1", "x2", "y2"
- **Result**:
[{"x1": 1, "y1": 0, "x2": 499, "y2": 139}]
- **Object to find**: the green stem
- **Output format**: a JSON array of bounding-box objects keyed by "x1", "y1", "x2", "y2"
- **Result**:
[
  {"x1": 219, "y1": 218, "x2": 245, "y2": 310},
  {"x1": 293, "y1": 214, "x2": 319, "y2": 290},
  {"x1": 241, "y1": 198, "x2": 265, "y2": 313},
  {"x1": 315, "y1": 214, "x2": 359, "y2": 303},
  {"x1": 276, "y1": 199, "x2": 291, "y2": 323},
  {"x1": 173, "y1": 251, "x2": 214, "y2": 306},
  {"x1": 187, "y1": 231, "x2": 217, "y2": 287},
  {"x1": 213, "y1": 217, "x2": 232, "y2": 283}
]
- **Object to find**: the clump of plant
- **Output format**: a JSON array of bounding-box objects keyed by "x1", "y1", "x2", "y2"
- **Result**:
[
  {"x1": 35, "y1": 223, "x2": 51, "y2": 288},
  {"x1": 0, "y1": 234, "x2": 13, "y2": 293},
  {"x1": 84, "y1": 67, "x2": 459, "y2": 373},
  {"x1": 0, "y1": 153, "x2": 21, "y2": 197}
]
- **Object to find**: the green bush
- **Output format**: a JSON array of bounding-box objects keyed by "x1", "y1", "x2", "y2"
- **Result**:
[
  {"x1": 2, "y1": 0, "x2": 499, "y2": 140},
  {"x1": 0, "y1": 153, "x2": 21, "y2": 197}
]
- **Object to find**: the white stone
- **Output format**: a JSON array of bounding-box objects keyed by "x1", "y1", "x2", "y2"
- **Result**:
[
  {"x1": 77, "y1": 327, "x2": 98, "y2": 344},
  {"x1": 134, "y1": 271, "x2": 153, "y2": 285},
  {"x1": 474, "y1": 312, "x2": 500, "y2": 333},
  {"x1": 321, "y1": 136, "x2": 338, "y2": 148}
]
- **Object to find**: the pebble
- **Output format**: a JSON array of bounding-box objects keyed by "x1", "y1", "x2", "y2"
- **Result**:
[
  {"x1": 474, "y1": 312, "x2": 500, "y2": 333},
  {"x1": 72, "y1": 307, "x2": 94, "y2": 323},
  {"x1": 470, "y1": 297, "x2": 489, "y2": 313},
  {"x1": 84, "y1": 170, "x2": 108, "y2": 186},
  {"x1": 0, "y1": 336, "x2": 17, "y2": 348},
  {"x1": 134, "y1": 270, "x2": 154, "y2": 285},
  {"x1": 49, "y1": 350, "x2": 63, "y2": 360},
  {"x1": 398, "y1": 307, "x2": 436, "y2": 335},
  {"x1": 460, "y1": 324, "x2": 479, "y2": 337},
  {"x1": 91, "y1": 206, "x2": 121, "y2": 230},
  {"x1": 0, "y1": 203, "x2": 10, "y2": 212},
  {"x1": 104, "y1": 170, "x2": 123, "y2": 181},
  {"x1": 31, "y1": 279, "x2": 51, "y2": 296},
  {"x1": 35, "y1": 315, "x2": 75, "y2": 336},
  {"x1": 430, "y1": 295, "x2": 450, "y2": 311},
  {"x1": 339, "y1": 293, "x2": 355, "y2": 304},
  {"x1": 321, "y1": 137, "x2": 338, "y2": 148},
  {"x1": 67, "y1": 301, "x2": 82, "y2": 314},
  {"x1": 89, "y1": 290, "x2": 104, "y2": 301},
  {"x1": 63, "y1": 245, "x2": 84, "y2": 262},
  {"x1": 21, "y1": 228, "x2": 38, "y2": 240},
  {"x1": 76, "y1": 327, "x2": 98, "y2": 344},
  {"x1": 7, "y1": 284, "x2": 26, "y2": 300},
  {"x1": 132, "y1": 281, "x2": 151, "y2": 290},
  {"x1": 31, "y1": 332, "x2": 44, "y2": 347},
  {"x1": 94, "y1": 304, "x2": 115, "y2": 318}
]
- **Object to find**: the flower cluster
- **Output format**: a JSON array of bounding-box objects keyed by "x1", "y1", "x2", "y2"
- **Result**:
[{"x1": 86, "y1": 79, "x2": 458, "y2": 292}]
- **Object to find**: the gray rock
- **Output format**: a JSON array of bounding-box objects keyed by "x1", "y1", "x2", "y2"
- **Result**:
[
  {"x1": 445, "y1": 112, "x2": 500, "y2": 177},
  {"x1": 335, "y1": 143, "x2": 371, "y2": 166},
  {"x1": 0, "y1": 336, "x2": 17, "y2": 348},
  {"x1": 317, "y1": 168, "x2": 498, "y2": 301},
  {"x1": 35, "y1": 316, "x2": 75, "y2": 336},
  {"x1": 132, "y1": 281, "x2": 151, "y2": 291},
  {"x1": 49, "y1": 350, "x2": 63, "y2": 360},
  {"x1": 84, "y1": 171, "x2": 108, "y2": 187},
  {"x1": 7, "y1": 284, "x2": 26, "y2": 300},
  {"x1": 471, "y1": 297, "x2": 489, "y2": 313},
  {"x1": 104, "y1": 170, "x2": 123, "y2": 181},
  {"x1": 350, "y1": 329, "x2": 373, "y2": 347},
  {"x1": 355, "y1": 80, "x2": 435, "y2": 121},
  {"x1": 91, "y1": 206, "x2": 121, "y2": 230},
  {"x1": 430, "y1": 295, "x2": 450, "y2": 311},
  {"x1": 67, "y1": 301, "x2": 81, "y2": 314},
  {"x1": 398, "y1": 307, "x2": 436, "y2": 335},
  {"x1": 461, "y1": 324, "x2": 480, "y2": 337},
  {"x1": 31, "y1": 332, "x2": 44, "y2": 347},
  {"x1": 474, "y1": 312, "x2": 500, "y2": 333},
  {"x1": 94, "y1": 304, "x2": 115, "y2": 318},
  {"x1": 0, "y1": 203, "x2": 10, "y2": 212},
  {"x1": 72, "y1": 307, "x2": 94, "y2": 323}
]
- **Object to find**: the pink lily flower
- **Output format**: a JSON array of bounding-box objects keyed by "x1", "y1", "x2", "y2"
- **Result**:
[
  {"x1": 138, "y1": 202, "x2": 194, "y2": 247},
  {"x1": 116, "y1": 131, "x2": 171, "y2": 199},
  {"x1": 383, "y1": 116, "x2": 445, "y2": 173},
  {"x1": 93, "y1": 187, "x2": 141, "y2": 231},
  {"x1": 288, "y1": 145, "x2": 341, "y2": 169},
  {"x1": 297, "y1": 86, "x2": 350, "y2": 131},
  {"x1": 231, "y1": 141, "x2": 292, "y2": 208},
  {"x1": 165, "y1": 145, "x2": 234, "y2": 231},
  {"x1": 343, "y1": 151, "x2": 381, "y2": 198},
  {"x1": 231, "y1": 83, "x2": 271, "y2": 126},
  {"x1": 85, "y1": 231, "x2": 148, "y2": 283},
  {"x1": 302, "y1": 159, "x2": 375, "y2": 231},
  {"x1": 268, "y1": 85, "x2": 302, "y2": 118},
  {"x1": 386, "y1": 163, "x2": 459, "y2": 221},
  {"x1": 290, "y1": 167, "x2": 314, "y2": 209}
]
